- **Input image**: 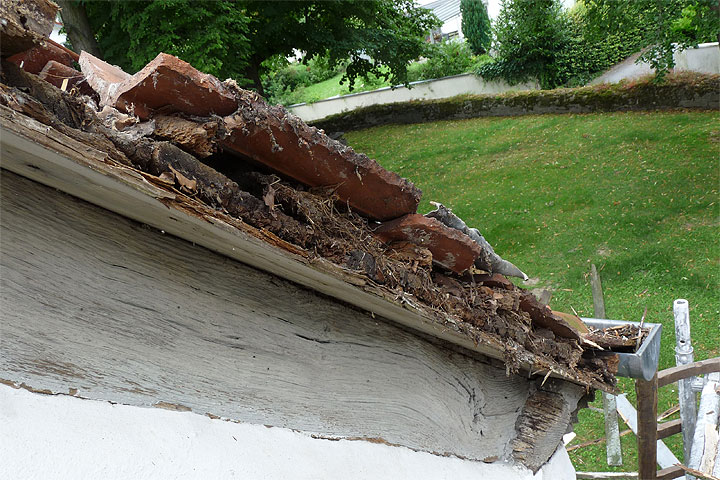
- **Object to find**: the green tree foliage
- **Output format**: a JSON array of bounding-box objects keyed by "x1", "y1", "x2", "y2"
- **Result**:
[
  {"x1": 555, "y1": 2, "x2": 647, "y2": 86},
  {"x1": 460, "y1": 0, "x2": 491, "y2": 55},
  {"x1": 409, "y1": 41, "x2": 490, "y2": 81},
  {"x1": 85, "y1": 1, "x2": 251, "y2": 83},
  {"x1": 81, "y1": 0, "x2": 440, "y2": 96},
  {"x1": 479, "y1": 0, "x2": 569, "y2": 89},
  {"x1": 583, "y1": 0, "x2": 720, "y2": 79}
]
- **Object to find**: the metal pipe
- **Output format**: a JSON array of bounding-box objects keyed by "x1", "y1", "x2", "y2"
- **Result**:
[{"x1": 674, "y1": 298, "x2": 697, "y2": 469}]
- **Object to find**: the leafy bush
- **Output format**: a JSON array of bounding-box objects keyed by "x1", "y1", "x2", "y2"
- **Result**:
[
  {"x1": 555, "y1": 4, "x2": 646, "y2": 87},
  {"x1": 408, "y1": 41, "x2": 487, "y2": 82},
  {"x1": 478, "y1": 0, "x2": 570, "y2": 90},
  {"x1": 262, "y1": 54, "x2": 348, "y2": 104}
]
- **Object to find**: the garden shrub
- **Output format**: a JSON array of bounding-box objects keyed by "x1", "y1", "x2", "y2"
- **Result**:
[
  {"x1": 408, "y1": 41, "x2": 489, "y2": 82},
  {"x1": 555, "y1": 3, "x2": 646, "y2": 87},
  {"x1": 262, "y1": 54, "x2": 349, "y2": 105}
]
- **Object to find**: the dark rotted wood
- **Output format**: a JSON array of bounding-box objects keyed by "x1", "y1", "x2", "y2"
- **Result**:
[
  {"x1": 636, "y1": 373, "x2": 658, "y2": 480},
  {"x1": 510, "y1": 379, "x2": 587, "y2": 473},
  {"x1": 656, "y1": 418, "x2": 682, "y2": 440},
  {"x1": 657, "y1": 357, "x2": 720, "y2": 388},
  {"x1": 519, "y1": 292, "x2": 581, "y2": 341},
  {"x1": 0, "y1": 0, "x2": 58, "y2": 57},
  {"x1": 655, "y1": 465, "x2": 684, "y2": 480}
]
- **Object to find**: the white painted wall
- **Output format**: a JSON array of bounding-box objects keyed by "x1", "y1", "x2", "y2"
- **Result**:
[
  {"x1": 443, "y1": 15, "x2": 463, "y2": 39},
  {"x1": 288, "y1": 73, "x2": 537, "y2": 122},
  {"x1": 0, "y1": 384, "x2": 575, "y2": 480},
  {"x1": 591, "y1": 42, "x2": 719, "y2": 85}
]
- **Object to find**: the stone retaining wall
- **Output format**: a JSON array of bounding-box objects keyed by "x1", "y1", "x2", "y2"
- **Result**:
[{"x1": 313, "y1": 73, "x2": 720, "y2": 133}]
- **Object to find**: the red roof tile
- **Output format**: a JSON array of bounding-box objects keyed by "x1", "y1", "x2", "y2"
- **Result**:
[
  {"x1": 222, "y1": 91, "x2": 421, "y2": 221},
  {"x1": 374, "y1": 214, "x2": 483, "y2": 274}
]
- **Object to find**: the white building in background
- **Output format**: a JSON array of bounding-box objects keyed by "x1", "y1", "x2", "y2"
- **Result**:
[
  {"x1": 50, "y1": 14, "x2": 66, "y2": 44},
  {"x1": 418, "y1": 0, "x2": 576, "y2": 42},
  {"x1": 423, "y1": 0, "x2": 465, "y2": 42}
]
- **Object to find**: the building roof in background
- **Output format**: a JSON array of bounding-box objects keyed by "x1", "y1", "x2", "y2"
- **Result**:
[{"x1": 422, "y1": 0, "x2": 461, "y2": 22}]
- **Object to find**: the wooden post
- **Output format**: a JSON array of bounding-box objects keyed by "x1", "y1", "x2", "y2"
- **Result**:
[
  {"x1": 636, "y1": 373, "x2": 659, "y2": 480},
  {"x1": 591, "y1": 264, "x2": 623, "y2": 466}
]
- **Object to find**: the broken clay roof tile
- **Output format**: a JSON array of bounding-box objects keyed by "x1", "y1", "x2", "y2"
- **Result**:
[
  {"x1": 374, "y1": 214, "x2": 483, "y2": 274},
  {"x1": 79, "y1": 52, "x2": 238, "y2": 120},
  {"x1": 7, "y1": 40, "x2": 75, "y2": 75},
  {"x1": 38, "y1": 60, "x2": 96, "y2": 98},
  {"x1": 221, "y1": 91, "x2": 421, "y2": 221}
]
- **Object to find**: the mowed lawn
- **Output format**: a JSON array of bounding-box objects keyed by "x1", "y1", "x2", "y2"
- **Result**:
[{"x1": 345, "y1": 111, "x2": 719, "y2": 471}]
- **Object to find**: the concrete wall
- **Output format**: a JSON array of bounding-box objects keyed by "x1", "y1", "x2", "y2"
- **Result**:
[
  {"x1": 591, "y1": 42, "x2": 719, "y2": 85},
  {"x1": 0, "y1": 384, "x2": 575, "y2": 480},
  {"x1": 288, "y1": 74, "x2": 538, "y2": 123},
  {"x1": 313, "y1": 75, "x2": 719, "y2": 133},
  {"x1": 290, "y1": 43, "x2": 718, "y2": 124}
]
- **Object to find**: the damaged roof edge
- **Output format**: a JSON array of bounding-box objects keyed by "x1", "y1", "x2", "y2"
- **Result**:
[{"x1": 0, "y1": 105, "x2": 612, "y2": 392}]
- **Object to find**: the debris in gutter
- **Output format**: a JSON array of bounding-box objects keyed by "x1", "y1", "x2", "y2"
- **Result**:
[
  {"x1": 426, "y1": 202, "x2": 529, "y2": 280},
  {"x1": 584, "y1": 325, "x2": 650, "y2": 353}
]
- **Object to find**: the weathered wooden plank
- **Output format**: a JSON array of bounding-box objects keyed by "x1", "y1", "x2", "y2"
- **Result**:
[
  {"x1": 657, "y1": 419, "x2": 683, "y2": 439},
  {"x1": 658, "y1": 358, "x2": 720, "y2": 388},
  {"x1": 0, "y1": 169, "x2": 537, "y2": 462},
  {"x1": 656, "y1": 465, "x2": 685, "y2": 480},
  {"x1": 636, "y1": 375, "x2": 659, "y2": 479},
  {"x1": 510, "y1": 379, "x2": 586, "y2": 473},
  {"x1": 0, "y1": 102, "x2": 611, "y2": 391},
  {"x1": 615, "y1": 393, "x2": 680, "y2": 470},
  {"x1": 591, "y1": 263, "x2": 623, "y2": 467}
]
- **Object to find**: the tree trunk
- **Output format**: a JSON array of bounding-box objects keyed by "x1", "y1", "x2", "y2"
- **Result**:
[
  {"x1": 56, "y1": 0, "x2": 102, "y2": 57},
  {"x1": 243, "y1": 60, "x2": 264, "y2": 98}
]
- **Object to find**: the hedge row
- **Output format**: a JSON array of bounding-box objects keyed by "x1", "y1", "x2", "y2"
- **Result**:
[{"x1": 312, "y1": 72, "x2": 719, "y2": 133}]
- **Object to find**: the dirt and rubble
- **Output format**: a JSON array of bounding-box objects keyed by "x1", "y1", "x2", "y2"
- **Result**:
[
  {"x1": 585, "y1": 325, "x2": 650, "y2": 353},
  {"x1": 0, "y1": 41, "x2": 620, "y2": 390}
]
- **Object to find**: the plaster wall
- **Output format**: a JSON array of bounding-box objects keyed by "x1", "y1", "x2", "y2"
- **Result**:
[
  {"x1": 591, "y1": 42, "x2": 719, "y2": 85},
  {"x1": 0, "y1": 384, "x2": 575, "y2": 480}
]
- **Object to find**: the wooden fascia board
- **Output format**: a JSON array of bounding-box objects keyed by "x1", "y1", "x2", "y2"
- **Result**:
[{"x1": 0, "y1": 105, "x2": 599, "y2": 389}]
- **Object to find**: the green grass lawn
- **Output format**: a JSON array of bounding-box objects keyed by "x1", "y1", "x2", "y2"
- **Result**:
[
  {"x1": 345, "y1": 110, "x2": 719, "y2": 472},
  {"x1": 282, "y1": 64, "x2": 424, "y2": 105}
]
